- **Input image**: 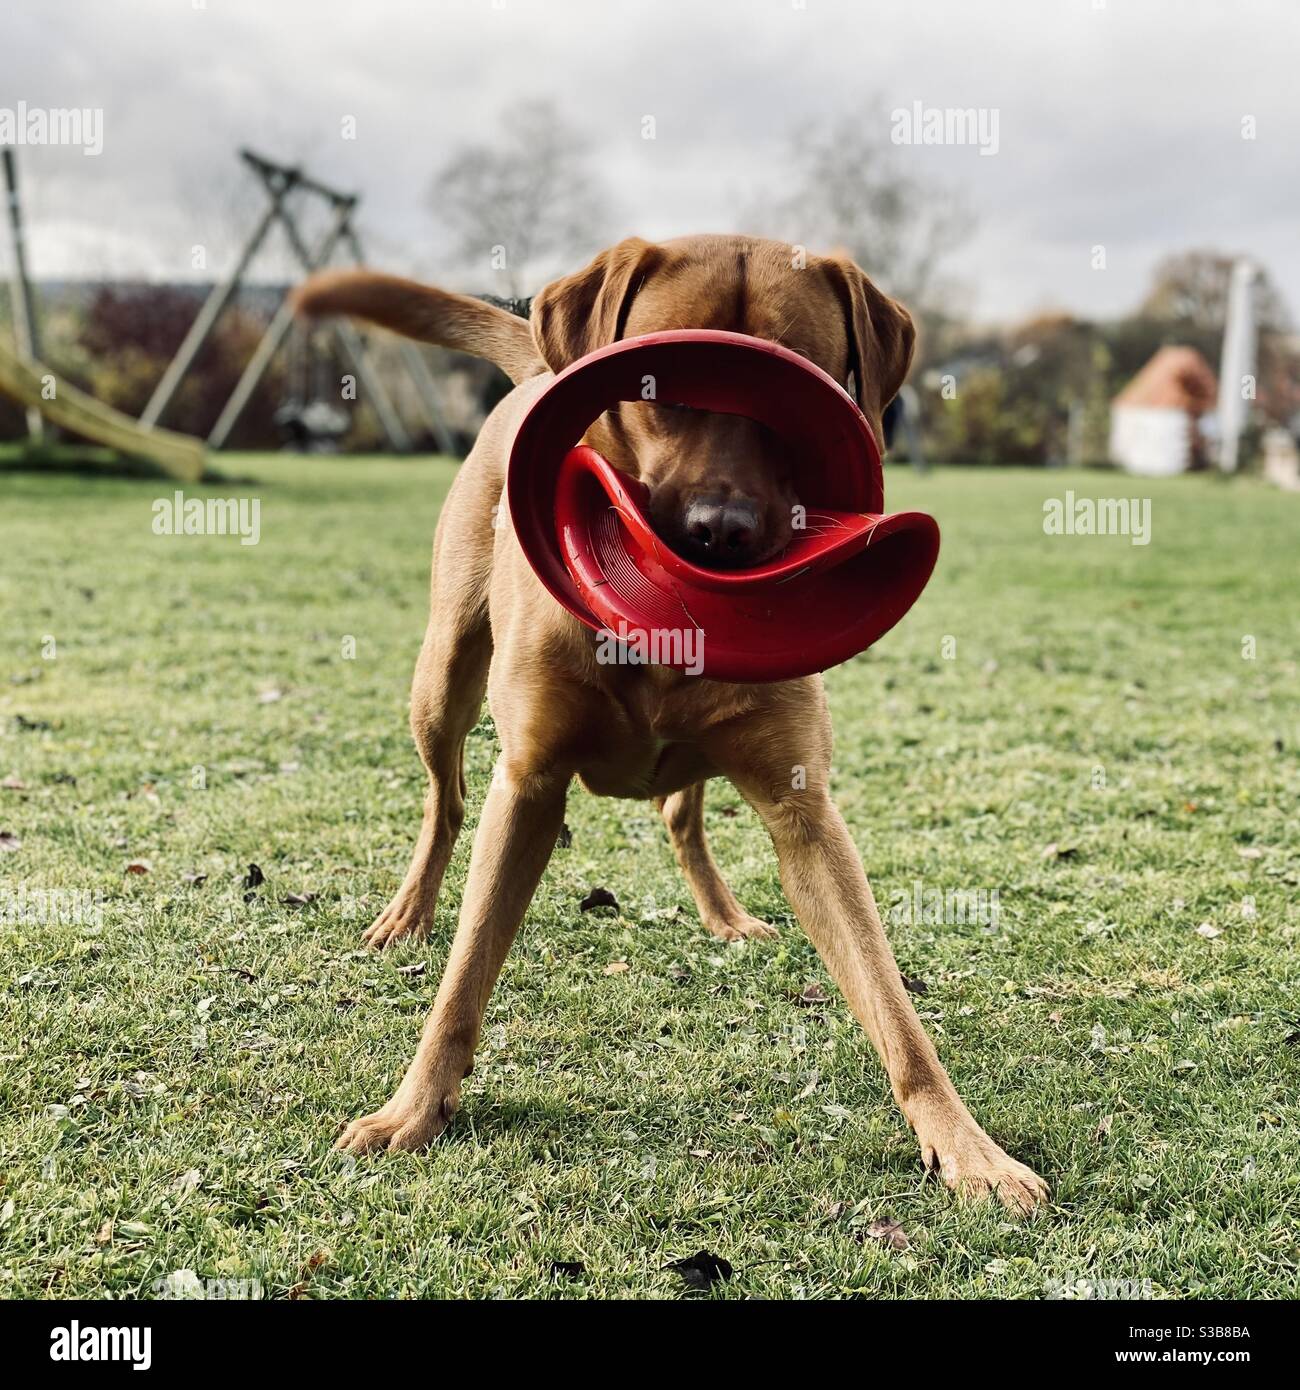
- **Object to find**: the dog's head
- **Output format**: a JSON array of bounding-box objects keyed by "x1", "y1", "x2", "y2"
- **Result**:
[{"x1": 530, "y1": 234, "x2": 914, "y2": 568}]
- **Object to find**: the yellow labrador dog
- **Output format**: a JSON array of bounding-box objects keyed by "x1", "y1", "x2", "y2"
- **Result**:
[{"x1": 295, "y1": 235, "x2": 1048, "y2": 1213}]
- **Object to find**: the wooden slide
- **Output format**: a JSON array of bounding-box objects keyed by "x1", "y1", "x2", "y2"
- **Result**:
[{"x1": 0, "y1": 339, "x2": 206, "y2": 481}]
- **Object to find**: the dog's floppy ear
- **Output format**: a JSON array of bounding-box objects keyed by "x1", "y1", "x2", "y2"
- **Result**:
[
  {"x1": 531, "y1": 237, "x2": 661, "y2": 372},
  {"x1": 821, "y1": 253, "x2": 916, "y2": 425}
]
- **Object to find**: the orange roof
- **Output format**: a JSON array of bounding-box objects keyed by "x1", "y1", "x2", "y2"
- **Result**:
[{"x1": 1114, "y1": 346, "x2": 1218, "y2": 412}]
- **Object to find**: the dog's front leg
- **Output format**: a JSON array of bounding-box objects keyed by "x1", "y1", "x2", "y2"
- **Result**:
[
  {"x1": 705, "y1": 698, "x2": 1049, "y2": 1214},
  {"x1": 337, "y1": 761, "x2": 568, "y2": 1153}
]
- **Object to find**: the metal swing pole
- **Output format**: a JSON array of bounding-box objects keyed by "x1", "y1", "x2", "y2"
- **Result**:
[
  {"x1": 206, "y1": 197, "x2": 355, "y2": 449},
  {"x1": 2, "y1": 147, "x2": 46, "y2": 440},
  {"x1": 264, "y1": 198, "x2": 412, "y2": 453},
  {"x1": 342, "y1": 224, "x2": 455, "y2": 455},
  {"x1": 140, "y1": 166, "x2": 298, "y2": 430}
]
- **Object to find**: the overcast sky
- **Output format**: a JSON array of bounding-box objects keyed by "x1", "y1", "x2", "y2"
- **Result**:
[{"x1": 2, "y1": 0, "x2": 1295, "y2": 325}]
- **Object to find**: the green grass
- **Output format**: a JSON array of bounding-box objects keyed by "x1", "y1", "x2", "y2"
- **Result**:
[{"x1": 1, "y1": 456, "x2": 1298, "y2": 1300}]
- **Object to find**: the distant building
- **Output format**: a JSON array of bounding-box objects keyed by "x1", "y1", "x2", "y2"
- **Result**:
[{"x1": 1109, "y1": 346, "x2": 1218, "y2": 476}]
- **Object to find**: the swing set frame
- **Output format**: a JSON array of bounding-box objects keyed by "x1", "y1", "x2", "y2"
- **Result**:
[{"x1": 140, "y1": 148, "x2": 453, "y2": 454}]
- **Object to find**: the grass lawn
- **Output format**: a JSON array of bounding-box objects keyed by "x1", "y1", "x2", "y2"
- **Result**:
[{"x1": 1, "y1": 455, "x2": 1297, "y2": 1300}]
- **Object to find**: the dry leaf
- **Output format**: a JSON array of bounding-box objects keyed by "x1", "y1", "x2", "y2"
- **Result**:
[
  {"x1": 1042, "y1": 842, "x2": 1079, "y2": 860},
  {"x1": 1195, "y1": 923, "x2": 1222, "y2": 939},
  {"x1": 1094, "y1": 1113, "x2": 1114, "y2": 1141},
  {"x1": 866, "y1": 1217, "x2": 910, "y2": 1251},
  {"x1": 798, "y1": 982, "x2": 830, "y2": 1005},
  {"x1": 125, "y1": 859, "x2": 152, "y2": 875},
  {"x1": 1, "y1": 775, "x2": 26, "y2": 791},
  {"x1": 580, "y1": 886, "x2": 619, "y2": 912},
  {"x1": 603, "y1": 960, "x2": 629, "y2": 976},
  {"x1": 666, "y1": 1250, "x2": 732, "y2": 1289}
]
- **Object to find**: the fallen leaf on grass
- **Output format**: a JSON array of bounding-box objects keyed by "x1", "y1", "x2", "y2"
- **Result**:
[
  {"x1": 257, "y1": 688, "x2": 284, "y2": 705},
  {"x1": 182, "y1": 871, "x2": 207, "y2": 886},
  {"x1": 901, "y1": 973, "x2": 928, "y2": 996},
  {"x1": 0, "y1": 832, "x2": 20, "y2": 852},
  {"x1": 94, "y1": 1219, "x2": 112, "y2": 1245},
  {"x1": 125, "y1": 859, "x2": 152, "y2": 875},
  {"x1": 396, "y1": 962, "x2": 426, "y2": 977},
  {"x1": 798, "y1": 982, "x2": 830, "y2": 1005},
  {"x1": 666, "y1": 1250, "x2": 732, "y2": 1290},
  {"x1": 243, "y1": 863, "x2": 265, "y2": 901},
  {"x1": 171, "y1": 1169, "x2": 202, "y2": 1197},
  {"x1": 603, "y1": 960, "x2": 629, "y2": 976},
  {"x1": 281, "y1": 892, "x2": 316, "y2": 909},
  {"x1": 1042, "y1": 842, "x2": 1079, "y2": 860},
  {"x1": 580, "y1": 886, "x2": 619, "y2": 912},
  {"x1": 865, "y1": 1218, "x2": 910, "y2": 1252},
  {"x1": 1195, "y1": 923, "x2": 1222, "y2": 939},
  {"x1": 1094, "y1": 1114, "x2": 1114, "y2": 1141},
  {"x1": 1, "y1": 775, "x2": 26, "y2": 791},
  {"x1": 1237, "y1": 847, "x2": 1263, "y2": 860}
]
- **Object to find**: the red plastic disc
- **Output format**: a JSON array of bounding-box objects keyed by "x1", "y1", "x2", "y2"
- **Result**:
[{"x1": 507, "y1": 329, "x2": 939, "y2": 682}]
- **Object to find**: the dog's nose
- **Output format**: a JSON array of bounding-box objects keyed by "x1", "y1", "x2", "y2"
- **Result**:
[{"x1": 683, "y1": 497, "x2": 762, "y2": 564}]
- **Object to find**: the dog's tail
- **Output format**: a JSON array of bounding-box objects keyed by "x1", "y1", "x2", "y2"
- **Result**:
[{"x1": 291, "y1": 269, "x2": 546, "y2": 385}]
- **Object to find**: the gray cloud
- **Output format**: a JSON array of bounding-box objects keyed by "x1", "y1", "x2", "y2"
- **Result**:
[{"x1": 1, "y1": 0, "x2": 1295, "y2": 322}]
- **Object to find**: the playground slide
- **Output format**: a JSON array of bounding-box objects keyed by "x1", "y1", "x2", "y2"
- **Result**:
[{"x1": 0, "y1": 340, "x2": 206, "y2": 481}]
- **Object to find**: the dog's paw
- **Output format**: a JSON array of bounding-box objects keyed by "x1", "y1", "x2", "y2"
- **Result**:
[
  {"x1": 921, "y1": 1128, "x2": 1050, "y2": 1217},
  {"x1": 335, "y1": 1094, "x2": 455, "y2": 1154},
  {"x1": 362, "y1": 897, "x2": 431, "y2": 950},
  {"x1": 705, "y1": 912, "x2": 778, "y2": 942}
]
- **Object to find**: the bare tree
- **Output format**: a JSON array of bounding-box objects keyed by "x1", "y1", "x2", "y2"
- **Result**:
[
  {"x1": 748, "y1": 112, "x2": 971, "y2": 312},
  {"x1": 1140, "y1": 249, "x2": 1290, "y2": 334},
  {"x1": 430, "y1": 99, "x2": 612, "y2": 297}
]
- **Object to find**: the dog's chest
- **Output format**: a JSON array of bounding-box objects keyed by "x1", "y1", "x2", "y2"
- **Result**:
[{"x1": 576, "y1": 733, "x2": 711, "y2": 799}]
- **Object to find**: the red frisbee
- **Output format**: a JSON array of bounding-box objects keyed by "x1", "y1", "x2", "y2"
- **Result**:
[{"x1": 507, "y1": 329, "x2": 939, "y2": 683}]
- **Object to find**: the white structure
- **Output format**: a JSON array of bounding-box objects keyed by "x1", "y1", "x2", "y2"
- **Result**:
[
  {"x1": 1110, "y1": 346, "x2": 1218, "y2": 477},
  {"x1": 1217, "y1": 259, "x2": 1260, "y2": 473}
]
